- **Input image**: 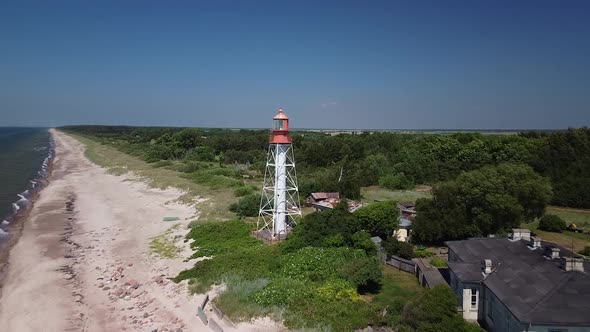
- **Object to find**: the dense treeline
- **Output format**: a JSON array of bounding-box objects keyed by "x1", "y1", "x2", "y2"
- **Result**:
[
  {"x1": 412, "y1": 163, "x2": 553, "y2": 244},
  {"x1": 61, "y1": 125, "x2": 590, "y2": 208}
]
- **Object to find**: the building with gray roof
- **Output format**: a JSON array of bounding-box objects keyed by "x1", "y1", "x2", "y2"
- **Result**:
[{"x1": 446, "y1": 229, "x2": 590, "y2": 332}]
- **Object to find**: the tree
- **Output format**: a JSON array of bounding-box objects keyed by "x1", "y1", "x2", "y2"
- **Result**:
[
  {"x1": 281, "y1": 201, "x2": 361, "y2": 253},
  {"x1": 379, "y1": 173, "x2": 414, "y2": 190},
  {"x1": 413, "y1": 163, "x2": 552, "y2": 243},
  {"x1": 531, "y1": 128, "x2": 590, "y2": 208},
  {"x1": 382, "y1": 237, "x2": 414, "y2": 259},
  {"x1": 354, "y1": 200, "x2": 398, "y2": 239},
  {"x1": 538, "y1": 214, "x2": 566, "y2": 233}
]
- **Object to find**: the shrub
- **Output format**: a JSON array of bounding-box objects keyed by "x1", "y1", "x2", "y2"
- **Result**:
[
  {"x1": 429, "y1": 257, "x2": 447, "y2": 267},
  {"x1": 178, "y1": 161, "x2": 200, "y2": 173},
  {"x1": 175, "y1": 245, "x2": 279, "y2": 293},
  {"x1": 315, "y1": 278, "x2": 361, "y2": 302},
  {"x1": 382, "y1": 237, "x2": 414, "y2": 259},
  {"x1": 234, "y1": 185, "x2": 256, "y2": 197},
  {"x1": 152, "y1": 160, "x2": 173, "y2": 168},
  {"x1": 185, "y1": 146, "x2": 216, "y2": 162},
  {"x1": 184, "y1": 219, "x2": 261, "y2": 258},
  {"x1": 283, "y1": 296, "x2": 379, "y2": 331},
  {"x1": 212, "y1": 275, "x2": 271, "y2": 322},
  {"x1": 252, "y1": 278, "x2": 312, "y2": 307},
  {"x1": 278, "y1": 247, "x2": 366, "y2": 282},
  {"x1": 229, "y1": 194, "x2": 261, "y2": 217},
  {"x1": 351, "y1": 231, "x2": 378, "y2": 256},
  {"x1": 338, "y1": 256, "x2": 383, "y2": 292},
  {"x1": 414, "y1": 249, "x2": 435, "y2": 258},
  {"x1": 402, "y1": 285, "x2": 458, "y2": 328},
  {"x1": 538, "y1": 214, "x2": 566, "y2": 233},
  {"x1": 379, "y1": 173, "x2": 414, "y2": 190},
  {"x1": 579, "y1": 246, "x2": 590, "y2": 256}
]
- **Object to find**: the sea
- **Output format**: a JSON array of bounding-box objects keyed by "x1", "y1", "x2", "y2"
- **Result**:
[{"x1": 0, "y1": 128, "x2": 53, "y2": 240}]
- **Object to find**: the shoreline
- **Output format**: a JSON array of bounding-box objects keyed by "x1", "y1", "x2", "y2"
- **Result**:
[
  {"x1": 0, "y1": 130, "x2": 275, "y2": 331},
  {"x1": 0, "y1": 132, "x2": 55, "y2": 296},
  {"x1": 0, "y1": 130, "x2": 205, "y2": 331}
]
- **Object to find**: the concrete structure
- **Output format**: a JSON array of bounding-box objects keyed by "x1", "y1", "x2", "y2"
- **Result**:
[
  {"x1": 257, "y1": 109, "x2": 301, "y2": 240},
  {"x1": 446, "y1": 230, "x2": 590, "y2": 332}
]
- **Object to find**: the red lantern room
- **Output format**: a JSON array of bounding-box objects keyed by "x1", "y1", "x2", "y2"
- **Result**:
[{"x1": 270, "y1": 108, "x2": 292, "y2": 144}]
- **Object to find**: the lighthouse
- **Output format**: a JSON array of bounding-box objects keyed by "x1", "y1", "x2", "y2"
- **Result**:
[{"x1": 257, "y1": 109, "x2": 302, "y2": 240}]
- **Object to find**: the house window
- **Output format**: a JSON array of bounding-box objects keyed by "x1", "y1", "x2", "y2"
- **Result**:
[{"x1": 470, "y1": 289, "x2": 478, "y2": 309}]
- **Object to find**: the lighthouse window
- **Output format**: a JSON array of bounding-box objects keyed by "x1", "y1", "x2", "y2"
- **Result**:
[{"x1": 274, "y1": 119, "x2": 283, "y2": 130}]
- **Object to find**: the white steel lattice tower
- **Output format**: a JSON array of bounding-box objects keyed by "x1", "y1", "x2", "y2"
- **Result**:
[{"x1": 257, "y1": 109, "x2": 301, "y2": 240}]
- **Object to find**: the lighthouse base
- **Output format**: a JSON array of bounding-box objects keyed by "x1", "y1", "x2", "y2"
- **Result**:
[{"x1": 252, "y1": 228, "x2": 291, "y2": 243}]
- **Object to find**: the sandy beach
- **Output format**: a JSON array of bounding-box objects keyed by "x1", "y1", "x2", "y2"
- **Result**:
[{"x1": 0, "y1": 130, "x2": 257, "y2": 332}]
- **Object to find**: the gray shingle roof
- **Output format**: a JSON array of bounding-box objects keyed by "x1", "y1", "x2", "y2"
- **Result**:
[{"x1": 447, "y1": 237, "x2": 590, "y2": 326}]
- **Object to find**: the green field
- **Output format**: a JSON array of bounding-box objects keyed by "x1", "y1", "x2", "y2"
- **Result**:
[
  {"x1": 546, "y1": 206, "x2": 590, "y2": 227},
  {"x1": 361, "y1": 186, "x2": 432, "y2": 204},
  {"x1": 522, "y1": 206, "x2": 590, "y2": 253}
]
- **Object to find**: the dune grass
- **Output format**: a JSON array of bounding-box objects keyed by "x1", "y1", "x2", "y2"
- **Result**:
[
  {"x1": 149, "y1": 224, "x2": 184, "y2": 258},
  {"x1": 67, "y1": 132, "x2": 237, "y2": 220}
]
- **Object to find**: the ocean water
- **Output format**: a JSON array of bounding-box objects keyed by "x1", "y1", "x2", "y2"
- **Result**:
[{"x1": 0, "y1": 128, "x2": 52, "y2": 237}]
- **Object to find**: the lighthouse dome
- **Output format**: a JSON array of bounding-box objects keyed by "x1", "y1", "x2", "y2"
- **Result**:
[{"x1": 273, "y1": 109, "x2": 289, "y2": 120}]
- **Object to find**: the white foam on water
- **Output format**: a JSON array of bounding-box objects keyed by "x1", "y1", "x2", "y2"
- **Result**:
[
  {"x1": 12, "y1": 203, "x2": 20, "y2": 212},
  {"x1": 1, "y1": 220, "x2": 9, "y2": 226},
  {"x1": 0, "y1": 228, "x2": 9, "y2": 236},
  {"x1": 17, "y1": 194, "x2": 28, "y2": 202}
]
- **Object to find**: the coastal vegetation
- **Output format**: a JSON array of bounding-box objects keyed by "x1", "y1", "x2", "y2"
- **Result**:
[
  {"x1": 62, "y1": 126, "x2": 590, "y2": 209},
  {"x1": 173, "y1": 210, "x2": 480, "y2": 331},
  {"x1": 62, "y1": 126, "x2": 590, "y2": 330}
]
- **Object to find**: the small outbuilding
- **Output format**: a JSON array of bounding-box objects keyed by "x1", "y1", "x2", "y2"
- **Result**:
[{"x1": 394, "y1": 217, "x2": 412, "y2": 242}]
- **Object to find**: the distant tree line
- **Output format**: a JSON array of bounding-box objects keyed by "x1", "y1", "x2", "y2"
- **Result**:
[{"x1": 61, "y1": 126, "x2": 590, "y2": 208}]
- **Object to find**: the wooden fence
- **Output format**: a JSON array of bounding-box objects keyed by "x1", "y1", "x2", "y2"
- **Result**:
[{"x1": 385, "y1": 255, "x2": 416, "y2": 273}]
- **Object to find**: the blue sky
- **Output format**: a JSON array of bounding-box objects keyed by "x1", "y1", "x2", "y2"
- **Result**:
[{"x1": 1, "y1": 0, "x2": 589, "y2": 129}]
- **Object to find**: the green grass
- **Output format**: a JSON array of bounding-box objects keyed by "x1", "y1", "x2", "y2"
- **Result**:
[
  {"x1": 520, "y1": 206, "x2": 590, "y2": 253},
  {"x1": 546, "y1": 206, "x2": 590, "y2": 227},
  {"x1": 213, "y1": 275, "x2": 276, "y2": 322},
  {"x1": 523, "y1": 221, "x2": 590, "y2": 253},
  {"x1": 66, "y1": 132, "x2": 237, "y2": 220},
  {"x1": 429, "y1": 257, "x2": 447, "y2": 268},
  {"x1": 361, "y1": 186, "x2": 431, "y2": 204},
  {"x1": 371, "y1": 266, "x2": 423, "y2": 309}
]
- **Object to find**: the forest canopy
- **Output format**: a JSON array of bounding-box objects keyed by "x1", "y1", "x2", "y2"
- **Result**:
[{"x1": 61, "y1": 126, "x2": 590, "y2": 208}]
